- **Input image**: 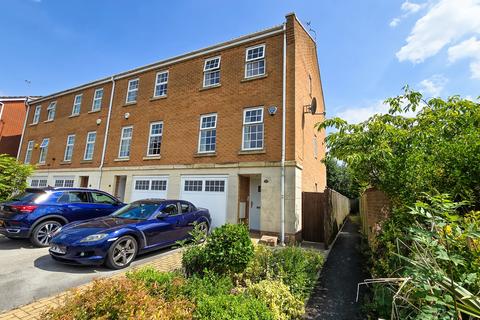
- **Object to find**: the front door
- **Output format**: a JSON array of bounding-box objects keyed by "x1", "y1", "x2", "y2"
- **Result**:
[
  {"x1": 80, "y1": 176, "x2": 89, "y2": 188},
  {"x1": 114, "y1": 176, "x2": 127, "y2": 202},
  {"x1": 249, "y1": 176, "x2": 261, "y2": 231}
]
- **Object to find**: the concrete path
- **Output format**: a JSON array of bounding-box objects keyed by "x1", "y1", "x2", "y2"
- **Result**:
[
  {"x1": 304, "y1": 216, "x2": 369, "y2": 320},
  {"x1": 0, "y1": 235, "x2": 181, "y2": 314}
]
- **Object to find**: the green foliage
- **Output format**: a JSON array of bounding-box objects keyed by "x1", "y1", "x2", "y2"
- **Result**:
[
  {"x1": 126, "y1": 267, "x2": 185, "y2": 299},
  {"x1": 244, "y1": 245, "x2": 324, "y2": 299},
  {"x1": 244, "y1": 280, "x2": 305, "y2": 320},
  {"x1": 193, "y1": 294, "x2": 273, "y2": 320},
  {"x1": 43, "y1": 277, "x2": 194, "y2": 320},
  {"x1": 183, "y1": 224, "x2": 254, "y2": 276},
  {"x1": 317, "y1": 89, "x2": 480, "y2": 207},
  {"x1": 0, "y1": 154, "x2": 33, "y2": 201},
  {"x1": 181, "y1": 272, "x2": 234, "y2": 302},
  {"x1": 325, "y1": 154, "x2": 361, "y2": 198}
]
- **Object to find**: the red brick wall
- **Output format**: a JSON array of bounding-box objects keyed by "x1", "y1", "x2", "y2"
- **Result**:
[{"x1": 0, "y1": 100, "x2": 27, "y2": 157}]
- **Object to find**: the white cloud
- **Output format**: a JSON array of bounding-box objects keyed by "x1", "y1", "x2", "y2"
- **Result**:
[
  {"x1": 396, "y1": 0, "x2": 480, "y2": 63},
  {"x1": 335, "y1": 101, "x2": 390, "y2": 124},
  {"x1": 419, "y1": 74, "x2": 448, "y2": 96},
  {"x1": 389, "y1": 1, "x2": 426, "y2": 28},
  {"x1": 448, "y1": 36, "x2": 480, "y2": 78}
]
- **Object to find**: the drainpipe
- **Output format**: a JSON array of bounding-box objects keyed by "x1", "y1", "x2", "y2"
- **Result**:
[
  {"x1": 16, "y1": 98, "x2": 31, "y2": 161},
  {"x1": 280, "y1": 22, "x2": 287, "y2": 245},
  {"x1": 98, "y1": 76, "x2": 116, "y2": 189}
]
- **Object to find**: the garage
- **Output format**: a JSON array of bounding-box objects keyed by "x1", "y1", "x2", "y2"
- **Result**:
[
  {"x1": 180, "y1": 175, "x2": 228, "y2": 228},
  {"x1": 130, "y1": 176, "x2": 168, "y2": 202}
]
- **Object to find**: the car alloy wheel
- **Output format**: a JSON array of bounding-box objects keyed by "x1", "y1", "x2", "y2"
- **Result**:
[
  {"x1": 34, "y1": 221, "x2": 62, "y2": 246},
  {"x1": 111, "y1": 237, "x2": 137, "y2": 268}
]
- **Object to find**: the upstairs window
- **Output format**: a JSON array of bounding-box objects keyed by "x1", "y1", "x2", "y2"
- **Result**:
[
  {"x1": 154, "y1": 71, "x2": 168, "y2": 97},
  {"x1": 245, "y1": 44, "x2": 265, "y2": 78},
  {"x1": 84, "y1": 131, "x2": 96, "y2": 160},
  {"x1": 118, "y1": 126, "x2": 133, "y2": 158},
  {"x1": 198, "y1": 114, "x2": 217, "y2": 153},
  {"x1": 72, "y1": 94, "x2": 82, "y2": 116},
  {"x1": 126, "y1": 79, "x2": 139, "y2": 103},
  {"x1": 25, "y1": 140, "x2": 34, "y2": 164},
  {"x1": 32, "y1": 105, "x2": 41, "y2": 124},
  {"x1": 92, "y1": 88, "x2": 104, "y2": 111},
  {"x1": 242, "y1": 107, "x2": 264, "y2": 150},
  {"x1": 64, "y1": 134, "x2": 75, "y2": 161},
  {"x1": 39, "y1": 138, "x2": 50, "y2": 164},
  {"x1": 147, "y1": 121, "x2": 163, "y2": 156},
  {"x1": 203, "y1": 56, "x2": 221, "y2": 87},
  {"x1": 46, "y1": 102, "x2": 56, "y2": 121}
]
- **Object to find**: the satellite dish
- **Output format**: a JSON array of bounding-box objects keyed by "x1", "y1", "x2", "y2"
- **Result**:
[{"x1": 310, "y1": 97, "x2": 317, "y2": 115}]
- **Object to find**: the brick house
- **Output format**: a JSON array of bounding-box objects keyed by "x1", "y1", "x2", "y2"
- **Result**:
[
  {"x1": 17, "y1": 13, "x2": 326, "y2": 242},
  {"x1": 0, "y1": 97, "x2": 32, "y2": 157}
]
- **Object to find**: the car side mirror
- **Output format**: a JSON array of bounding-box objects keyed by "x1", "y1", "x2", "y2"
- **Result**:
[{"x1": 156, "y1": 212, "x2": 169, "y2": 219}]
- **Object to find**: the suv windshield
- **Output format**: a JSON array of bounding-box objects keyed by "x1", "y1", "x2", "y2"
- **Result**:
[
  {"x1": 8, "y1": 190, "x2": 46, "y2": 203},
  {"x1": 111, "y1": 202, "x2": 161, "y2": 220}
]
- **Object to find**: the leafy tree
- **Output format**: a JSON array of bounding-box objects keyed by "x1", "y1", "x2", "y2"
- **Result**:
[
  {"x1": 0, "y1": 154, "x2": 34, "y2": 201},
  {"x1": 316, "y1": 87, "x2": 480, "y2": 208},
  {"x1": 324, "y1": 155, "x2": 361, "y2": 198}
]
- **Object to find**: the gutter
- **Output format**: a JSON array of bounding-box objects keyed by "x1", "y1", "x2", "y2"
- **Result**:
[
  {"x1": 280, "y1": 22, "x2": 287, "y2": 245},
  {"x1": 16, "y1": 98, "x2": 31, "y2": 161},
  {"x1": 98, "y1": 76, "x2": 116, "y2": 188}
]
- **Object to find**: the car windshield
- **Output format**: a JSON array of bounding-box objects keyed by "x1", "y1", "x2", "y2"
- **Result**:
[
  {"x1": 8, "y1": 190, "x2": 46, "y2": 203},
  {"x1": 111, "y1": 202, "x2": 161, "y2": 220}
]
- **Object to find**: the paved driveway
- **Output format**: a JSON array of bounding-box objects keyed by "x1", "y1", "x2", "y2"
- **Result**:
[{"x1": 0, "y1": 235, "x2": 176, "y2": 312}]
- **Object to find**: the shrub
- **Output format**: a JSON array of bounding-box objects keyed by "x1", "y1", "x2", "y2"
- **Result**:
[
  {"x1": 193, "y1": 294, "x2": 273, "y2": 320},
  {"x1": 0, "y1": 154, "x2": 33, "y2": 202},
  {"x1": 183, "y1": 224, "x2": 254, "y2": 276},
  {"x1": 182, "y1": 271, "x2": 234, "y2": 302},
  {"x1": 43, "y1": 278, "x2": 194, "y2": 320},
  {"x1": 244, "y1": 280, "x2": 305, "y2": 320},
  {"x1": 126, "y1": 267, "x2": 185, "y2": 299}
]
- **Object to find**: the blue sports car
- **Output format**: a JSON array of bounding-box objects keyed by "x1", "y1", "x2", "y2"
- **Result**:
[{"x1": 49, "y1": 199, "x2": 211, "y2": 269}]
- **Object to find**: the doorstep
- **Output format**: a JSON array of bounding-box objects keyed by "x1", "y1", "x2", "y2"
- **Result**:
[{"x1": 0, "y1": 249, "x2": 183, "y2": 320}]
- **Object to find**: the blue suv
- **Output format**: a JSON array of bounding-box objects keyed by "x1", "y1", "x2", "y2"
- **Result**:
[{"x1": 0, "y1": 187, "x2": 125, "y2": 247}]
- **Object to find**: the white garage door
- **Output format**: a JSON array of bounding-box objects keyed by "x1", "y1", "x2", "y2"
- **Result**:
[
  {"x1": 130, "y1": 176, "x2": 168, "y2": 202},
  {"x1": 180, "y1": 175, "x2": 228, "y2": 228}
]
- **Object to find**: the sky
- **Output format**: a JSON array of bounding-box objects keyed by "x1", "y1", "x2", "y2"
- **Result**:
[{"x1": 1, "y1": 0, "x2": 479, "y2": 123}]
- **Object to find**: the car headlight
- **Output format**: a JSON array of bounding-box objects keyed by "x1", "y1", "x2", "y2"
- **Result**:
[{"x1": 80, "y1": 233, "x2": 108, "y2": 242}]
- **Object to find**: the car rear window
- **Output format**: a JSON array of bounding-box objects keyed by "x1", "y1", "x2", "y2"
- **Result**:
[{"x1": 8, "y1": 190, "x2": 46, "y2": 203}]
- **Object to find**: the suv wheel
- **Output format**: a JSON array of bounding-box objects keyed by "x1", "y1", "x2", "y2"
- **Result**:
[
  {"x1": 105, "y1": 236, "x2": 138, "y2": 269},
  {"x1": 30, "y1": 221, "x2": 62, "y2": 247}
]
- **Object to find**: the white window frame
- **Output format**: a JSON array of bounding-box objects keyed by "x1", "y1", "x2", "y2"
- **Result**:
[
  {"x1": 126, "y1": 78, "x2": 139, "y2": 103},
  {"x1": 84, "y1": 131, "x2": 96, "y2": 160},
  {"x1": 72, "y1": 94, "x2": 82, "y2": 116},
  {"x1": 245, "y1": 44, "x2": 266, "y2": 79},
  {"x1": 203, "y1": 56, "x2": 221, "y2": 87},
  {"x1": 46, "y1": 102, "x2": 56, "y2": 121},
  {"x1": 25, "y1": 140, "x2": 34, "y2": 164},
  {"x1": 63, "y1": 134, "x2": 75, "y2": 162},
  {"x1": 38, "y1": 138, "x2": 50, "y2": 164},
  {"x1": 198, "y1": 113, "x2": 217, "y2": 153},
  {"x1": 91, "y1": 88, "x2": 104, "y2": 111},
  {"x1": 32, "y1": 105, "x2": 41, "y2": 124},
  {"x1": 147, "y1": 121, "x2": 163, "y2": 156},
  {"x1": 242, "y1": 107, "x2": 264, "y2": 151},
  {"x1": 30, "y1": 176, "x2": 48, "y2": 187},
  {"x1": 153, "y1": 71, "x2": 168, "y2": 98},
  {"x1": 54, "y1": 176, "x2": 75, "y2": 188},
  {"x1": 118, "y1": 126, "x2": 133, "y2": 159}
]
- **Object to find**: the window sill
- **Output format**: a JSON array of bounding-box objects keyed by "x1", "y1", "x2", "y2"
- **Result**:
[
  {"x1": 143, "y1": 156, "x2": 161, "y2": 160},
  {"x1": 241, "y1": 74, "x2": 268, "y2": 83},
  {"x1": 69, "y1": 114, "x2": 80, "y2": 118},
  {"x1": 194, "y1": 152, "x2": 216, "y2": 158},
  {"x1": 199, "y1": 84, "x2": 221, "y2": 91},
  {"x1": 150, "y1": 95, "x2": 167, "y2": 101},
  {"x1": 59, "y1": 161, "x2": 72, "y2": 165},
  {"x1": 80, "y1": 159, "x2": 93, "y2": 164},
  {"x1": 114, "y1": 158, "x2": 130, "y2": 162},
  {"x1": 43, "y1": 119, "x2": 54, "y2": 123},
  {"x1": 238, "y1": 149, "x2": 266, "y2": 155},
  {"x1": 29, "y1": 123, "x2": 38, "y2": 127},
  {"x1": 123, "y1": 102, "x2": 137, "y2": 107},
  {"x1": 88, "y1": 110, "x2": 101, "y2": 114}
]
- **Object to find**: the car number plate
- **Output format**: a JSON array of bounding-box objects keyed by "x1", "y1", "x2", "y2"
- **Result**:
[{"x1": 50, "y1": 245, "x2": 66, "y2": 254}]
